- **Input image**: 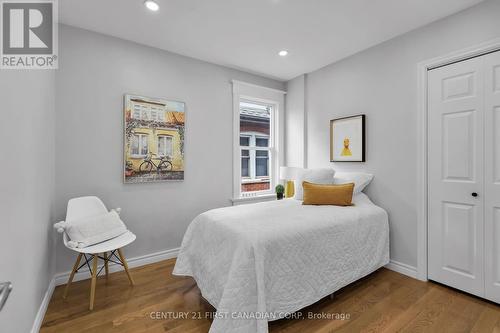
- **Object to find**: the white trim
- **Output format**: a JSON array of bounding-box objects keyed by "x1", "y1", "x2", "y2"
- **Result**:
[
  {"x1": 385, "y1": 260, "x2": 418, "y2": 279},
  {"x1": 230, "y1": 193, "x2": 276, "y2": 204},
  {"x1": 426, "y1": 40, "x2": 500, "y2": 71},
  {"x1": 241, "y1": 178, "x2": 271, "y2": 184},
  {"x1": 30, "y1": 277, "x2": 55, "y2": 333},
  {"x1": 231, "y1": 80, "x2": 287, "y2": 94},
  {"x1": 416, "y1": 38, "x2": 500, "y2": 282},
  {"x1": 303, "y1": 73, "x2": 308, "y2": 168},
  {"x1": 239, "y1": 133, "x2": 271, "y2": 181},
  {"x1": 54, "y1": 247, "x2": 180, "y2": 286},
  {"x1": 416, "y1": 57, "x2": 429, "y2": 282}
]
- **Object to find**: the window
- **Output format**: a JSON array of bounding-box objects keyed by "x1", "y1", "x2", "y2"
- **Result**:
[
  {"x1": 157, "y1": 110, "x2": 165, "y2": 122},
  {"x1": 240, "y1": 136, "x2": 250, "y2": 146},
  {"x1": 240, "y1": 135, "x2": 250, "y2": 178},
  {"x1": 158, "y1": 135, "x2": 173, "y2": 157},
  {"x1": 130, "y1": 101, "x2": 168, "y2": 122},
  {"x1": 256, "y1": 137, "x2": 268, "y2": 147},
  {"x1": 239, "y1": 101, "x2": 272, "y2": 193},
  {"x1": 131, "y1": 134, "x2": 148, "y2": 156},
  {"x1": 133, "y1": 106, "x2": 141, "y2": 119},
  {"x1": 232, "y1": 81, "x2": 284, "y2": 200},
  {"x1": 241, "y1": 149, "x2": 250, "y2": 177},
  {"x1": 151, "y1": 106, "x2": 164, "y2": 121},
  {"x1": 256, "y1": 150, "x2": 269, "y2": 177}
]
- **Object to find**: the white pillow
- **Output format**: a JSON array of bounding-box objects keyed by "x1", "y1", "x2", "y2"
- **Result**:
[
  {"x1": 333, "y1": 172, "x2": 374, "y2": 194},
  {"x1": 294, "y1": 168, "x2": 336, "y2": 200},
  {"x1": 64, "y1": 210, "x2": 128, "y2": 248}
]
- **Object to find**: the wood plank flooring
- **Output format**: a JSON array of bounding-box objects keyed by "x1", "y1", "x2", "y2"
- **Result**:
[{"x1": 41, "y1": 258, "x2": 500, "y2": 333}]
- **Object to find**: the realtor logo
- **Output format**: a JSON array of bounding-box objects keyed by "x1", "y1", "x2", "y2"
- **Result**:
[{"x1": 1, "y1": 0, "x2": 58, "y2": 69}]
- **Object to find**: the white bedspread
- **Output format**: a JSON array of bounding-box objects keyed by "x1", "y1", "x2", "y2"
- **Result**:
[{"x1": 173, "y1": 193, "x2": 389, "y2": 333}]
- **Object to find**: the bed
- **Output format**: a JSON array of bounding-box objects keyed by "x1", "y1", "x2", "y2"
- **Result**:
[{"x1": 173, "y1": 192, "x2": 389, "y2": 333}]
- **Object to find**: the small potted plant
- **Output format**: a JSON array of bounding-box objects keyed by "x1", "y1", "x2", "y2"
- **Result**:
[
  {"x1": 275, "y1": 184, "x2": 285, "y2": 200},
  {"x1": 125, "y1": 161, "x2": 134, "y2": 177}
]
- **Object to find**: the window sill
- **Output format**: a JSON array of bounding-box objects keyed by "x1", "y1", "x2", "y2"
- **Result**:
[
  {"x1": 230, "y1": 193, "x2": 276, "y2": 204},
  {"x1": 241, "y1": 178, "x2": 270, "y2": 184}
]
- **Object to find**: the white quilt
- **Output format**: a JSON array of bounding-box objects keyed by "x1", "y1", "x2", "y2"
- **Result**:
[{"x1": 173, "y1": 193, "x2": 389, "y2": 333}]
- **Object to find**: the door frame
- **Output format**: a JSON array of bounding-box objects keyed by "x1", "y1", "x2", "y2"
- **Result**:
[{"x1": 417, "y1": 38, "x2": 500, "y2": 281}]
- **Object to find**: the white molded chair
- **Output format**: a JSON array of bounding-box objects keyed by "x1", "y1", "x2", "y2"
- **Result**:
[{"x1": 61, "y1": 196, "x2": 136, "y2": 310}]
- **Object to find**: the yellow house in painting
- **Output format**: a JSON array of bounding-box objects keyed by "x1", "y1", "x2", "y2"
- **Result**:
[{"x1": 124, "y1": 96, "x2": 185, "y2": 180}]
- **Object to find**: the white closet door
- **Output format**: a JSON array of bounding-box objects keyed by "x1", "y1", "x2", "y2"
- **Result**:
[
  {"x1": 484, "y1": 51, "x2": 500, "y2": 302},
  {"x1": 428, "y1": 56, "x2": 485, "y2": 297}
]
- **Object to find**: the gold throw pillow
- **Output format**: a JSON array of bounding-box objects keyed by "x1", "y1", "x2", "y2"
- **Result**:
[{"x1": 302, "y1": 181, "x2": 354, "y2": 206}]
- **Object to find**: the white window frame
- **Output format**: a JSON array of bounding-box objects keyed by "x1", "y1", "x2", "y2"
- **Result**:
[
  {"x1": 240, "y1": 134, "x2": 251, "y2": 179},
  {"x1": 157, "y1": 135, "x2": 173, "y2": 158},
  {"x1": 131, "y1": 102, "x2": 168, "y2": 122},
  {"x1": 130, "y1": 133, "x2": 149, "y2": 158},
  {"x1": 232, "y1": 80, "x2": 286, "y2": 200},
  {"x1": 254, "y1": 141, "x2": 270, "y2": 179},
  {"x1": 239, "y1": 132, "x2": 271, "y2": 181}
]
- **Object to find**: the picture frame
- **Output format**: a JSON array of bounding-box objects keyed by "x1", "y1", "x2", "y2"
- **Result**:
[
  {"x1": 123, "y1": 94, "x2": 185, "y2": 183},
  {"x1": 330, "y1": 114, "x2": 365, "y2": 162}
]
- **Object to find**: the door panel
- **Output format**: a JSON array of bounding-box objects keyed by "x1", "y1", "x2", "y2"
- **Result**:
[
  {"x1": 442, "y1": 72, "x2": 475, "y2": 101},
  {"x1": 442, "y1": 202, "x2": 477, "y2": 277},
  {"x1": 442, "y1": 110, "x2": 476, "y2": 181},
  {"x1": 492, "y1": 209, "x2": 500, "y2": 284},
  {"x1": 484, "y1": 51, "x2": 500, "y2": 303},
  {"x1": 428, "y1": 56, "x2": 485, "y2": 297}
]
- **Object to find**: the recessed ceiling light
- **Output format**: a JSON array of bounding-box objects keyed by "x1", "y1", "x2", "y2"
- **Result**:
[
  {"x1": 278, "y1": 50, "x2": 288, "y2": 57},
  {"x1": 144, "y1": 0, "x2": 159, "y2": 11}
]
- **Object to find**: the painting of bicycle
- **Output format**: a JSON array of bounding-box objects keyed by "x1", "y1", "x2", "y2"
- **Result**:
[{"x1": 123, "y1": 94, "x2": 185, "y2": 183}]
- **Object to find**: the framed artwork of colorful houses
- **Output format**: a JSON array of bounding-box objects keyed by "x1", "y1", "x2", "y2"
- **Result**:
[
  {"x1": 124, "y1": 94, "x2": 185, "y2": 183},
  {"x1": 330, "y1": 114, "x2": 365, "y2": 162}
]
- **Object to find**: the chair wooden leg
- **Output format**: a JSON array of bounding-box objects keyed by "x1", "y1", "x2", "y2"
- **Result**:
[
  {"x1": 117, "y1": 248, "x2": 134, "y2": 286},
  {"x1": 63, "y1": 253, "x2": 82, "y2": 299},
  {"x1": 103, "y1": 252, "x2": 109, "y2": 280},
  {"x1": 89, "y1": 254, "x2": 98, "y2": 310}
]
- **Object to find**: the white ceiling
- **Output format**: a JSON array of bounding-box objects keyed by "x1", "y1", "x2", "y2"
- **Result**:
[{"x1": 60, "y1": 0, "x2": 484, "y2": 81}]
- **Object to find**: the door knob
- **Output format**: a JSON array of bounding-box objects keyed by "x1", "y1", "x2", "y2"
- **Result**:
[{"x1": 472, "y1": 192, "x2": 478, "y2": 197}]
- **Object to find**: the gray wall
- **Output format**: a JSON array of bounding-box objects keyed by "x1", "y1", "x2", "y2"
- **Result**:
[
  {"x1": 54, "y1": 25, "x2": 285, "y2": 273},
  {"x1": 286, "y1": 0, "x2": 500, "y2": 268},
  {"x1": 0, "y1": 71, "x2": 55, "y2": 332},
  {"x1": 285, "y1": 74, "x2": 306, "y2": 167}
]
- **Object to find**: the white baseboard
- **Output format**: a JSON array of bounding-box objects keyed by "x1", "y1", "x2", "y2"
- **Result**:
[
  {"x1": 54, "y1": 247, "x2": 180, "y2": 286},
  {"x1": 385, "y1": 260, "x2": 418, "y2": 279},
  {"x1": 31, "y1": 277, "x2": 55, "y2": 333}
]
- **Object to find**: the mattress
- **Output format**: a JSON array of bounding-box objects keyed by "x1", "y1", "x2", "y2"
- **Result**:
[{"x1": 173, "y1": 193, "x2": 390, "y2": 333}]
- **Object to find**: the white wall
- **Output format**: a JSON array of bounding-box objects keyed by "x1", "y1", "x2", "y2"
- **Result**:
[
  {"x1": 0, "y1": 71, "x2": 55, "y2": 332},
  {"x1": 54, "y1": 25, "x2": 285, "y2": 273},
  {"x1": 285, "y1": 74, "x2": 306, "y2": 167},
  {"x1": 286, "y1": 0, "x2": 500, "y2": 268}
]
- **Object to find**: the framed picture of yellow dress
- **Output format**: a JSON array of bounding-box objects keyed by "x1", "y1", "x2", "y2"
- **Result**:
[
  {"x1": 330, "y1": 115, "x2": 365, "y2": 162},
  {"x1": 123, "y1": 94, "x2": 185, "y2": 183}
]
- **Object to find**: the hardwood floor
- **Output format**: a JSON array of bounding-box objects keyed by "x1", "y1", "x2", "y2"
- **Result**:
[{"x1": 41, "y1": 258, "x2": 500, "y2": 333}]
